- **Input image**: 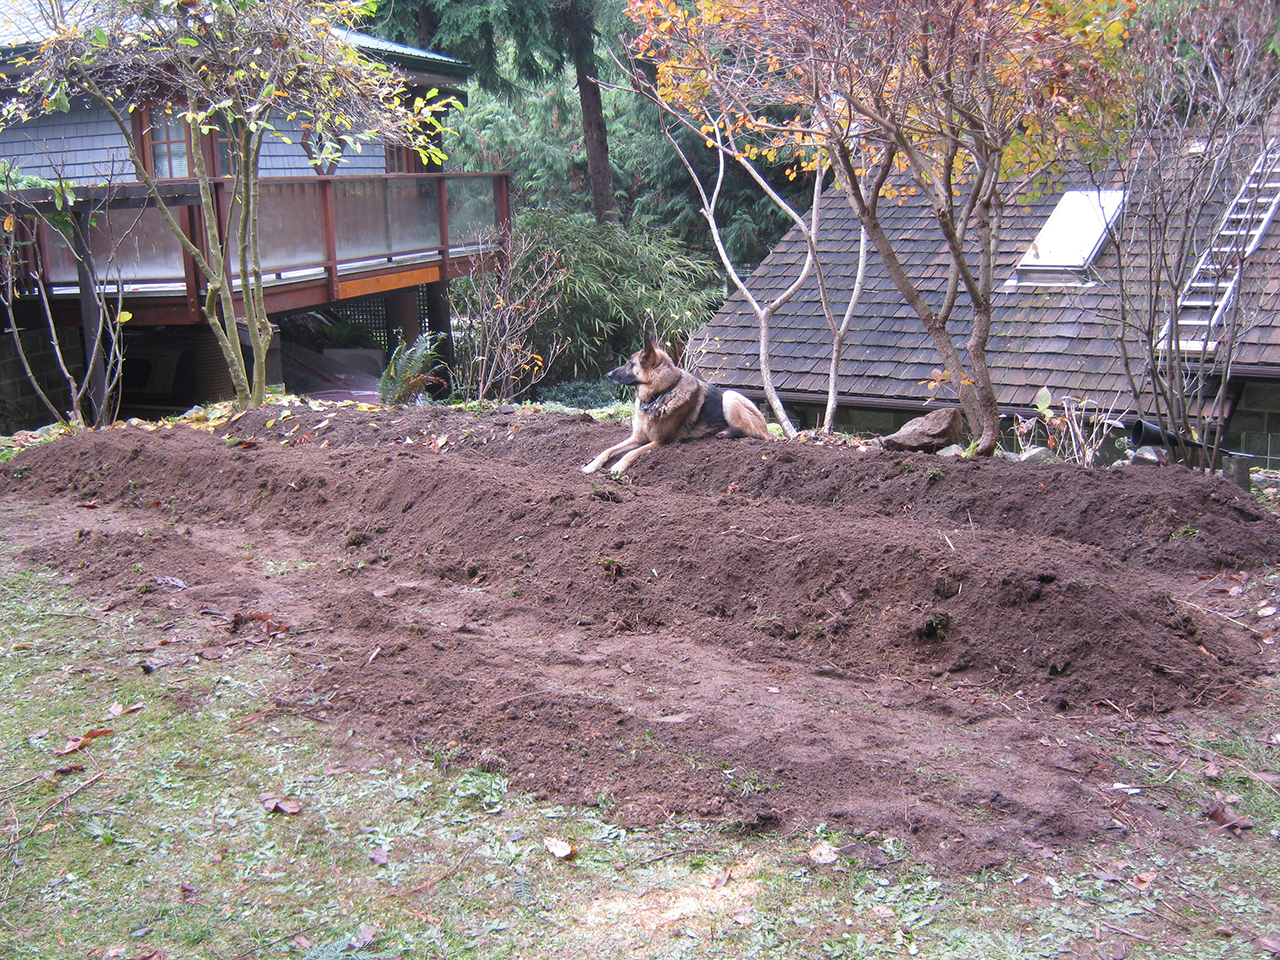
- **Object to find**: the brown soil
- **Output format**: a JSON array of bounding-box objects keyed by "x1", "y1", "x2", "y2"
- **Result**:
[{"x1": 4, "y1": 402, "x2": 1279, "y2": 872}]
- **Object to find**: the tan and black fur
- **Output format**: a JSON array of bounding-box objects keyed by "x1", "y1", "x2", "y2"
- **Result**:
[{"x1": 582, "y1": 334, "x2": 770, "y2": 475}]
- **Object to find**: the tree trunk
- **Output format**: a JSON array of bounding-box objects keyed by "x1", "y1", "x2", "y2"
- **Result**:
[{"x1": 566, "y1": 21, "x2": 617, "y2": 225}]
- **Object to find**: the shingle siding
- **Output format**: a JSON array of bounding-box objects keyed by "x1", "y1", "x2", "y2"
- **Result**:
[
  {"x1": 0, "y1": 101, "x2": 133, "y2": 183},
  {"x1": 1, "y1": 101, "x2": 393, "y2": 183}
]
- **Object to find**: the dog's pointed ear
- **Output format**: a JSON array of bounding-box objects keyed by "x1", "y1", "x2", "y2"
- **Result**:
[{"x1": 642, "y1": 332, "x2": 658, "y2": 360}]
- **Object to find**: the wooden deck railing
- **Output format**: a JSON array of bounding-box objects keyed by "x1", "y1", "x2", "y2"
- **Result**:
[{"x1": 5, "y1": 172, "x2": 509, "y2": 318}]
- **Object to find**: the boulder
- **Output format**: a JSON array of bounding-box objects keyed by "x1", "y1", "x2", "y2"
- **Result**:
[{"x1": 881, "y1": 408, "x2": 964, "y2": 453}]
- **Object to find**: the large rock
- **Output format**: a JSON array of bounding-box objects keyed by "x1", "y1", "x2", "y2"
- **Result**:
[{"x1": 881, "y1": 408, "x2": 964, "y2": 453}]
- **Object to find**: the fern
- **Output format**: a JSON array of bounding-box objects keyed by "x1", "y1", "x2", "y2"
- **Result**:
[{"x1": 378, "y1": 333, "x2": 446, "y2": 406}]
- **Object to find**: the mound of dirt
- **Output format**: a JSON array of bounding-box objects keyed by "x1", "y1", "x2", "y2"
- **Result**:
[{"x1": 4, "y1": 402, "x2": 1278, "y2": 871}]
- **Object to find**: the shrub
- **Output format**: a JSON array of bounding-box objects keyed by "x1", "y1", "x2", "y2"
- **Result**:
[
  {"x1": 537, "y1": 379, "x2": 621, "y2": 409},
  {"x1": 450, "y1": 210, "x2": 723, "y2": 386}
]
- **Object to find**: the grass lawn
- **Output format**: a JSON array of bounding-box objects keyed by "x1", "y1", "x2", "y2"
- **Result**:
[{"x1": 3, "y1": 551, "x2": 1280, "y2": 958}]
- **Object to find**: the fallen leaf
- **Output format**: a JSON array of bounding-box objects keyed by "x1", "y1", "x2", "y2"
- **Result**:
[
  {"x1": 259, "y1": 793, "x2": 302, "y2": 815},
  {"x1": 76, "y1": 500, "x2": 99, "y2": 509},
  {"x1": 352, "y1": 924, "x2": 378, "y2": 948},
  {"x1": 543, "y1": 836, "x2": 575, "y2": 860},
  {"x1": 808, "y1": 842, "x2": 839, "y2": 865},
  {"x1": 710, "y1": 866, "x2": 731, "y2": 889},
  {"x1": 369, "y1": 847, "x2": 389, "y2": 866},
  {"x1": 1203, "y1": 800, "x2": 1253, "y2": 835},
  {"x1": 1257, "y1": 935, "x2": 1280, "y2": 955},
  {"x1": 107, "y1": 702, "x2": 144, "y2": 718},
  {"x1": 1093, "y1": 868, "x2": 1124, "y2": 883},
  {"x1": 1202, "y1": 762, "x2": 1223, "y2": 779},
  {"x1": 53, "y1": 764, "x2": 85, "y2": 775},
  {"x1": 54, "y1": 728, "x2": 112, "y2": 755},
  {"x1": 1130, "y1": 871, "x2": 1157, "y2": 890},
  {"x1": 868, "y1": 904, "x2": 895, "y2": 919},
  {"x1": 290, "y1": 935, "x2": 314, "y2": 950}
]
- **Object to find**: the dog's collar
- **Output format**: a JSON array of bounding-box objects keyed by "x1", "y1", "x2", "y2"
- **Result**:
[{"x1": 639, "y1": 384, "x2": 676, "y2": 416}]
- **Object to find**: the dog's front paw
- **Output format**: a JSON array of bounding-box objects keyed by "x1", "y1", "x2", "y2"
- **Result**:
[
  {"x1": 582, "y1": 462, "x2": 599, "y2": 474},
  {"x1": 609, "y1": 465, "x2": 627, "y2": 477}
]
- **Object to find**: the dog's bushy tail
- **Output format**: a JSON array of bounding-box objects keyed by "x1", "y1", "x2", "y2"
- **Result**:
[{"x1": 725, "y1": 391, "x2": 771, "y2": 440}]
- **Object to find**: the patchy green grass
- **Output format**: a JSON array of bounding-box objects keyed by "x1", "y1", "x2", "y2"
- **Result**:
[{"x1": 3, "y1": 562, "x2": 1280, "y2": 959}]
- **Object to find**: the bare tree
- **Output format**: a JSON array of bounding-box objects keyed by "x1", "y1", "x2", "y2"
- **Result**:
[
  {"x1": 1, "y1": 164, "x2": 132, "y2": 429},
  {"x1": 2, "y1": 0, "x2": 451, "y2": 410},
  {"x1": 620, "y1": 66, "x2": 870, "y2": 438},
  {"x1": 1086, "y1": 1, "x2": 1280, "y2": 469},
  {"x1": 629, "y1": 0, "x2": 1129, "y2": 454},
  {"x1": 450, "y1": 227, "x2": 569, "y2": 402}
]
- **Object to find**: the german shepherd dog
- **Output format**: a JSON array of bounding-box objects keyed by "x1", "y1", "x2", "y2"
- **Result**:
[{"x1": 582, "y1": 334, "x2": 771, "y2": 475}]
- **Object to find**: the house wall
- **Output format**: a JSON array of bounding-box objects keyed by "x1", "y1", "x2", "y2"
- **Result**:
[
  {"x1": 0, "y1": 325, "x2": 82, "y2": 432},
  {"x1": 0, "y1": 100, "x2": 388, "y2": 183},
  {"x1": 0, "y1": 102, "x2": 133, "y2": 183}
]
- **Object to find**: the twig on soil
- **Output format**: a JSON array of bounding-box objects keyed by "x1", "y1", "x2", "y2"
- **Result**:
[
  {"x1": 1173, "y1": 597, "x2": 1266, "y2": 637},
  {"x1": 1099, "y1": 921, "x2": 1152, "y2": 943},
  {"x1": 45, "y1": 611, "x2": 102, "y2": 622},
  {"x1": 227, "y1": 705, "x2": 295, "y2": 732},
  {"x1": 0, "y1": 775, "x2": 43, "y2": 799},
  {"x1": 626, "y1": 846, "x2": 720, "y2": 869},
  {"x1": 1140, "y1": 901, "x2": 1194, "y2": 932},
  {"x1": 225, "y1": 921, "x2": 328, "y2": 960},
  {"x1": 1208, "y1": 753, "x2": 1280, "y2": 800},
  {"x1": 723, "y1": 529, "x2": 810, "y2": 545},
  {"x1": 408, "y1": 841, "x2": 484, "y2": 895},
  {"x1": 17, "y1": 773, "x2": 106, "y2": 842},
  {"x1": 1168, "y1": 878, "x2": 1276, "y2": 947}
]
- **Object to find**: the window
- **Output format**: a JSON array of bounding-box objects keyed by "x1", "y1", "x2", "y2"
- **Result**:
[
  {"x1": 1012, "y1": 189, "x2": 1125, "y2": 286},
  {"x1": 386, "y1": 144, "x2": 428, "y2": 174},
  {"x1": 137, "y1": 107, "x2": 239, "y2": 179},
  {"x1": 208, "y1": 127, "x2": 239, "y2": 178},
  {"x1": 145, "y1": 110, "x2": 191, "y2": 179}
]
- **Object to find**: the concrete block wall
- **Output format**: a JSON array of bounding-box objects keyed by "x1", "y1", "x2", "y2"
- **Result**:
[
  {"x1": 1228, "y1": 381, "x2": 1280, "y2": 468},
  {"x1": 0, "y1": 326, "x2": 82, "y2": 432}
]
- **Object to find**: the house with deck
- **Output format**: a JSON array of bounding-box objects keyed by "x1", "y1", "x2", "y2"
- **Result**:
[
  {"x1": 0, "y1": 1, "x2": 509, "y2": 427},
  {"x1": 694, "y1": 139, "x2": 1280, "y2": 466}
]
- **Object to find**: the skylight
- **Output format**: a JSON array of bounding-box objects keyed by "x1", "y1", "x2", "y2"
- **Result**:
[{"x1": 1014, "y1": 189, "x2": 1125, "y2": 285}]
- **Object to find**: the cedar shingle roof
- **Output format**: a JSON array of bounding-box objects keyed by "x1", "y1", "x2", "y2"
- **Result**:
[{"x1": 694, "y1": 175, "x2": 1280, "y2": 417}]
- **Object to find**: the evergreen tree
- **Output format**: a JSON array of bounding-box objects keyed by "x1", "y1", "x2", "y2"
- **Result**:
[{"x1": 388, "y1": 0, "x2": 618, "y2": 224}]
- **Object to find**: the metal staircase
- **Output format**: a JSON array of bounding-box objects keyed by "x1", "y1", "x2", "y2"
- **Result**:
[{"x1": 1170, "y1": 138, "x2": 1280, "y2": 353}]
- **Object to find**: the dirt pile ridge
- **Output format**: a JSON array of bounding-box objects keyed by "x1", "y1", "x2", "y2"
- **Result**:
[{"x1": 4, "y1": 402, "x2": 1279, "y2": 871}]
